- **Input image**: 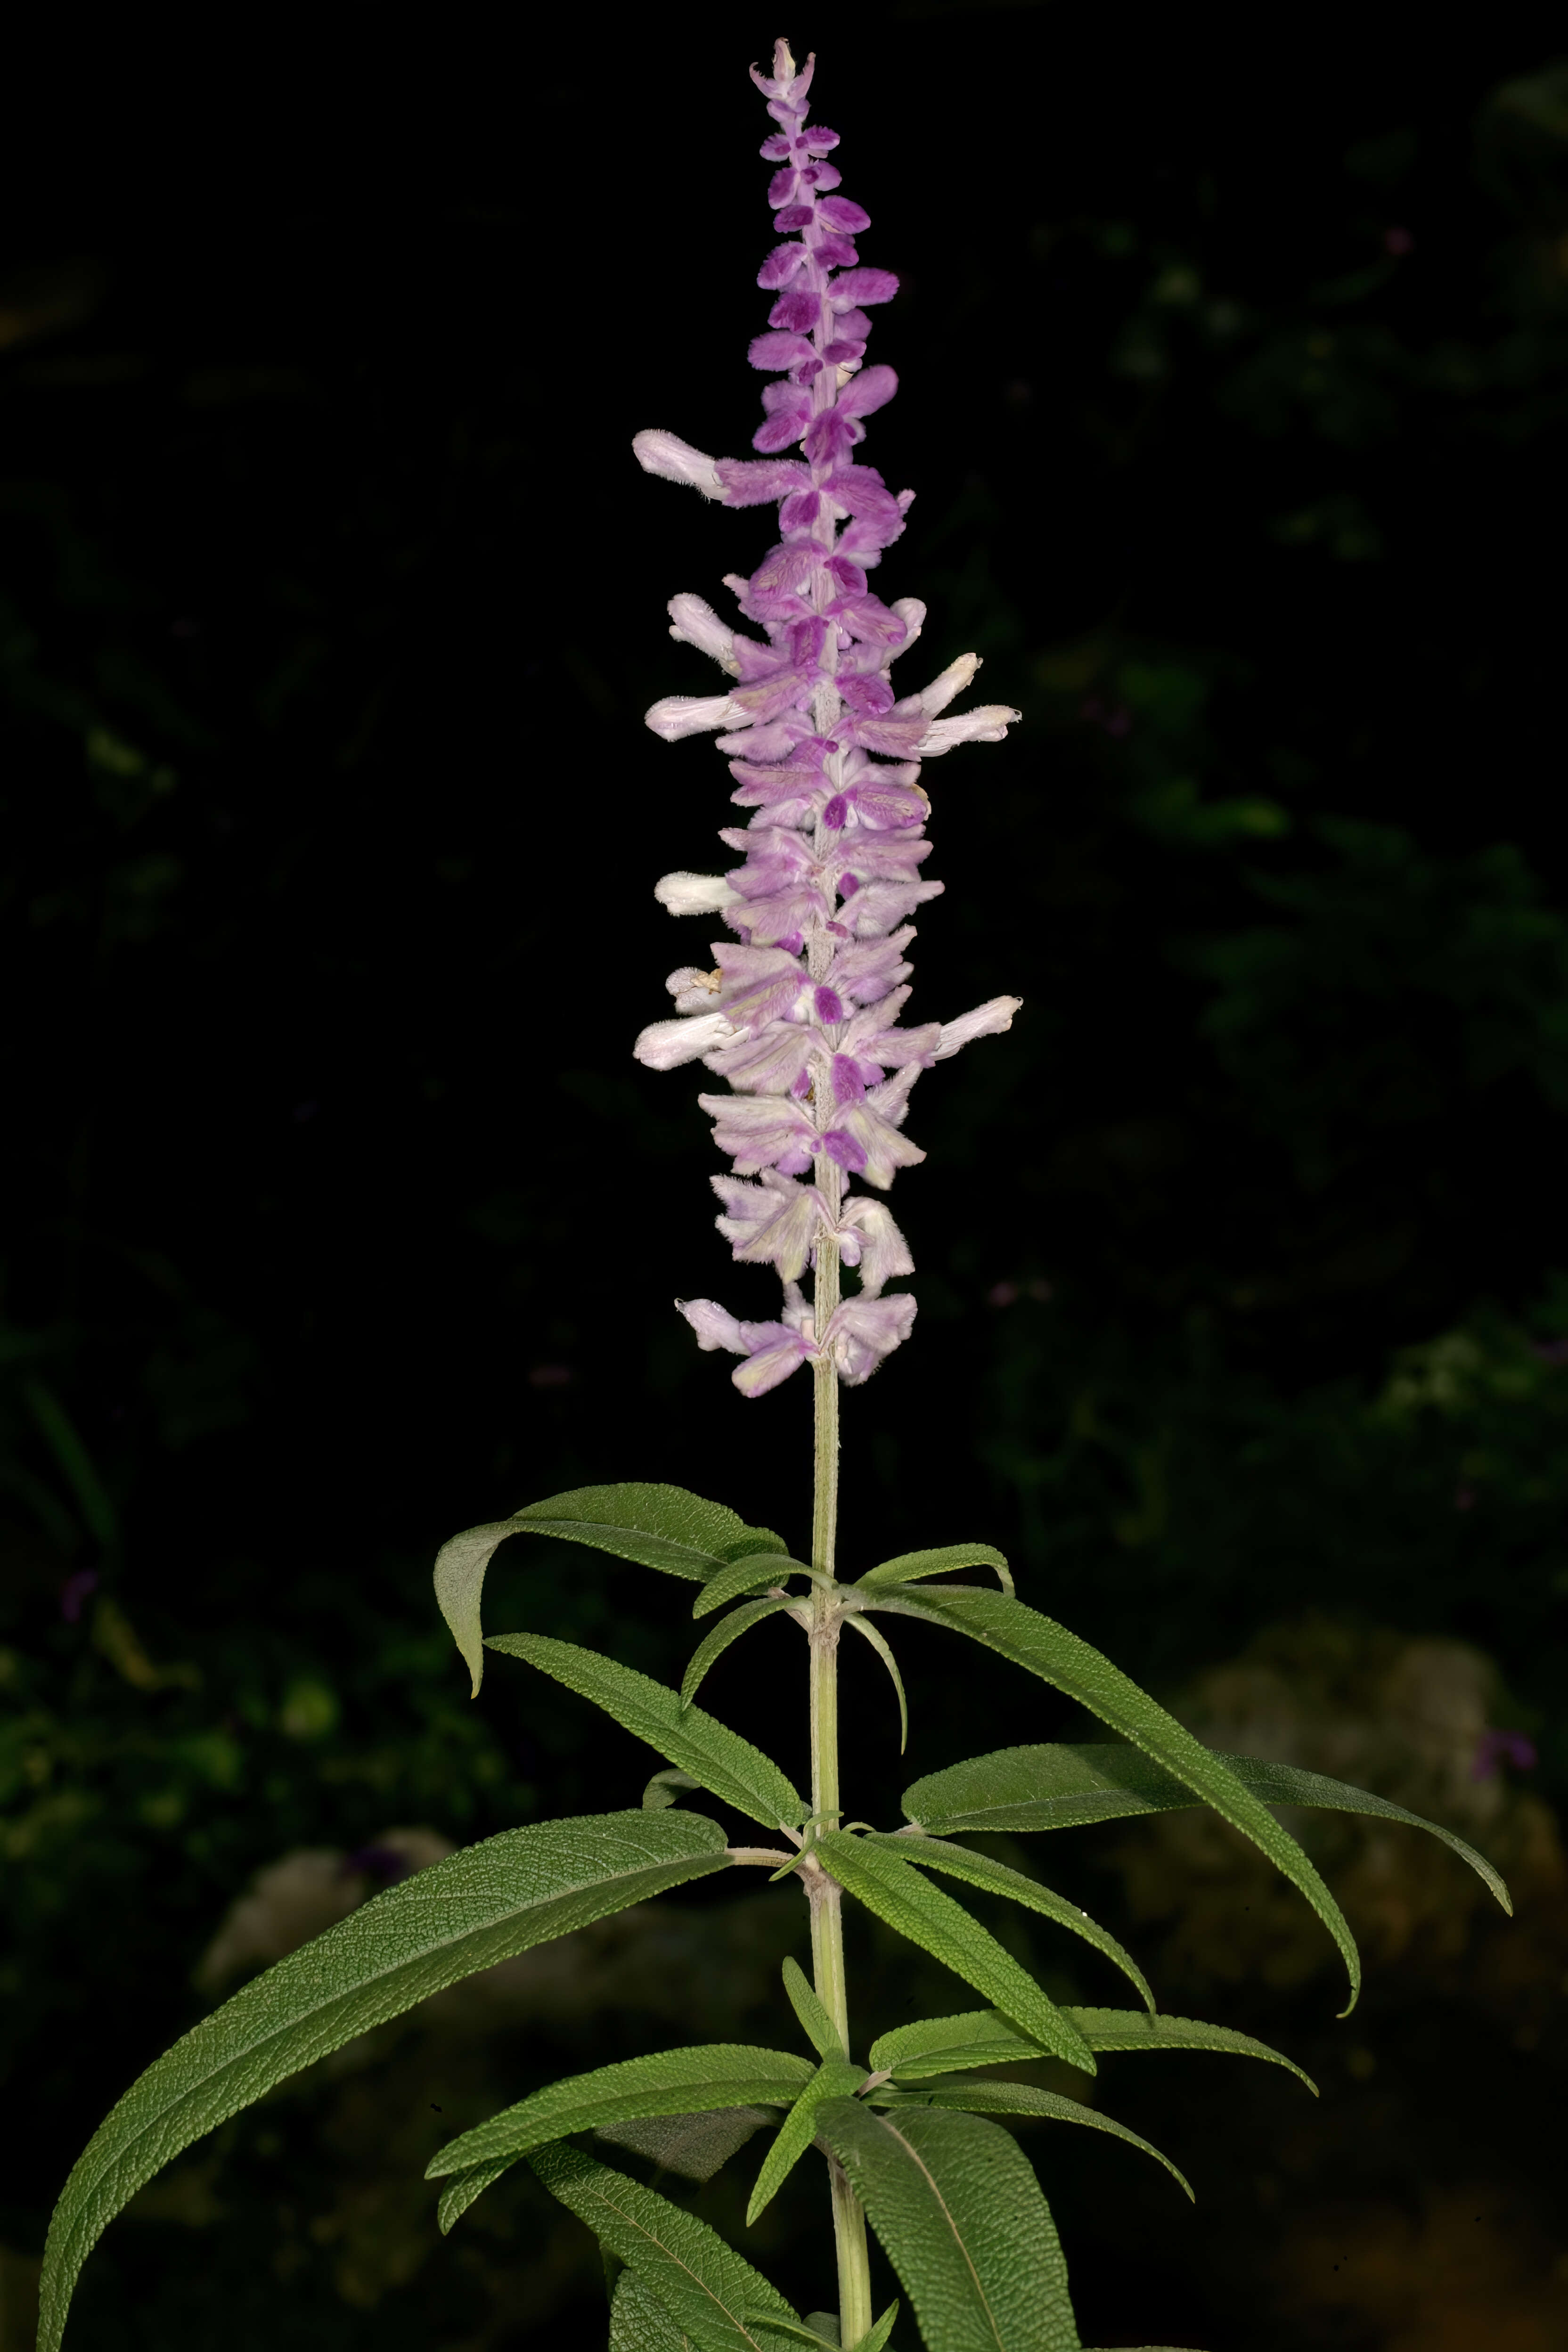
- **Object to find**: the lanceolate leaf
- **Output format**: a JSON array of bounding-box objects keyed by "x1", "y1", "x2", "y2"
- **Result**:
[
  {"x1": 781, "y1": 1956, "x2": 847, "y2": 2061},
  {"x1": 435, "y1": 1484, "x2": 788, "y2": 1696},
  {"x1": 816, "y1": 2100, "x2": 1080, "y2": 2352},
  {"x1": 38, "y1": 1810, "x2": 731, "y2": 2352},
  {"x1": 598, "y1": 2109, "x2": 776, "y2": 2181},
  {"x1": 855, "y1": 1544, "x2": 1013, "y2": 1594},
  {"x1": 530, "y1": 2140, "x2": 800, "y2": 2352},
  {"x1": 695, "y1": 1554, "x2": 819, "y2": 1618},
  {"x1": 869, "y1": 2006, "x2": 1315, "y2": 2096},
  {"x1": 743, "y1": 2311, "x2": 900, "y2": 2352},
  {"x1": 876, "y1": 1590, "x2": 1364, "y2": 2011},
  {"x1": 815, "y1": 1834, "x2": 1095, "y2": 2075},
  {"x1": 747, "y1": 2058, "x2": 867, "y2": 2221},
  {"x1": 844, "y1": 1616, "x2": 910, "y2": 1753},
  {"x1": 428, "y1": 2044, "x2": 813, "y2": 2182},
  {"x1": 683, "y1": 1598, "x2": 800, "y2": 1710},
  {"x1": 645, "y1": 1767, "x2": 706, "y2": 1810},
  {"x1": 612, "y1": 2266, "x2": 698, "y2": 2352},
  {"x1": 862, "y1": 1833, "x2": 1153, "y2": 2013},
  {"x1": 873, "y1": 2079, "x2": 1192, "y2": 2199},
  {"x1": 488, "y1": 1632, "x2": 805, "y2": 1832},
  {"x1": 908, "y1": 1740, "x2": 1509, "y2": 1917}
]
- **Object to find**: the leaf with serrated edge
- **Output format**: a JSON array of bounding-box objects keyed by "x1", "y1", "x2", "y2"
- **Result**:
[
  {"x1": 38, "y1": 1809, "x2": 731, "y2": 2352},
  {"x1": 428, "y1": 2044, "x2": 812, "y2": 2180},
  {"x1": 844, "y1": 1617, "x2": 909, "y2": 1753},
  {"x1": 872, "y1": 2078, "x2": 1191, "y2": 2200},
  {"x1": 488, "y1": 1632, "x2": 804, "y2": 1832},
  {"x1": 874, "y1": 1589, "x2": 1364, "y2": 2012},
  {"x1": 695, "y1": 1554, "x2": 817, "y2": 1619},
  {"x1": 439, "y1": 2156, "x2": 510, "y2": 2234},
  {"x1": 530, "y1": 2140, "x2": 799, "y2": 2352},
  {"x1": 855, "y1": 1543, "x2": 1013, "y2": 1594},
  {"x1": 870, "y1": 2005, "x2": 1315, "y2": 2096},
  {"x1": 435, "y1": 1483, "x2": 788, "y2": 1696},
  {"x1": 612, "y1": 2266, "x2": 698, "y2": 2352},
  {"x1": 782, "y1": 1956, "x2": 846, "y2": 2061},
  {"x1": 817, "y1": 2099, "x2": 1080, "y2": 2352},
  {"x1": 902, "y1": 1740, "x2": 1510, "y2": 1919},
  {"x1": 815, "y1": 1833, "x2": 1094, "y2": 2075},
  {"x1": 1065, "y1": 2008, "x2": 1317, "y2": 2094},
  {"x1": 684, "y1": 1598, "x2": 799, "y2": 1710},
  {"x1": 864, "y1": 1834, "x2": 1153, "y2": 2013},
  {"x1": 747, "y1": 2058, "x2": 866, "y2": 2222}
]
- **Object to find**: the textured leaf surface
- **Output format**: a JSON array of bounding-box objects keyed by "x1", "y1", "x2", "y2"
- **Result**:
[
  {"x1": 844, "y1": 1616, "x2": 909, "y2": 1752},
  {"x1": 816, "y1": 1834, "x2": 1094, "y2": 2074},
  {"x1": 1063, "y1": 2008, "x2": 1316, "y2": 2093},
  {"x1": 530, "y1": 2141, "x2": 800, "y2": 2352},
  {"x1": 879, "y1": 1592, "x2": 1363, "y2": 2009},
  {"x1": 488, "y1": 1632, "x2": 804, "y2": 1831},
  {"x1": 870, "y1": 2006, "x2": 1314, "y2": 2095},
  {"x1": 428, "y1": 2044, "x2": 812, "y2": 2179},
  {"x1": 695, "y1": 1554, "x2": 817, "y2": 1618},
  {"x1": 781, "y1": 1956, "x2": 846, "y2": 2060},
  {"x1": 817, "y1": 2100, "x2": 1080, "y2": 2352},
  {"x1": 746, "y1": 2058, "x2": 867, "y2": 2221},
  {"x1": 612, "y1": 2266, "x2": 697, "y2": 2352},
  {"x1": 874, "y1": 2079, "x2": 1191, "y2": 2198},
  {"x1": 39, "y1": 1809, "x2": 730, "y2": 2352},
  {"x1": 683, "y1": 1598, "x2": 799, "y2": 1709},
  {"x1": 598, "y1": 2108, "x2": 776, "y2": 2182},
  {"x1": 856, "y1": 1544, "x2": 1013, "y2": 1594},
  {"x1": 645, "y1": 1768, "x2": 706, "y2": 1810},
  {"x1": 435, "y1": 1484, "x2": 787, "y2": 1695},
  {"x1": 902, "y1": 1741, "x2": 1510, "y2": 1914},
  {"x1": 863, "y1": 1835, "x2": 1152, "y2": 2012}
]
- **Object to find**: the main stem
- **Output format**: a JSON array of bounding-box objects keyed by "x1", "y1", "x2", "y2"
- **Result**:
[{"x1": 808, "y1": 1245, "x2": 874, "y2": 2351}]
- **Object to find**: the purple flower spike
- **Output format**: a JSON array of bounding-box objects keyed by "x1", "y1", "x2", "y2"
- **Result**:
[{"x1": 634, "y1": 40, "x2": 1022, "y2": 1395}]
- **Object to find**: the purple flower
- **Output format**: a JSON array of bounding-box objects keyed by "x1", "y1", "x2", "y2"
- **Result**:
[{"x1": 635, "y1": 41, "x2": 1021, "y2": 1398}]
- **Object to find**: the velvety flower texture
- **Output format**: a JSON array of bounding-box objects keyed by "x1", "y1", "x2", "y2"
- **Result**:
[{"x1": 632, "y1": 39, "x2": 1021, "y2": 1399}]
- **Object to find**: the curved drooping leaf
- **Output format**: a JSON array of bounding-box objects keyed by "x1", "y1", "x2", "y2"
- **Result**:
[
  {"x1": 861, "y1": 1833, "x2": 1153, "y2": 2013},
  {"x1": 817, "y1": 2100, "x2": 1080, "y2": 2352},
  {"x1": 488, "y1": 1631, "x2": 805, "y2": 1832},
  {"x1": 873, "y1": 1588, "x2": 1363, "y2": 2011},
  {"x1": 869, "y1": 2006, "x2": 1314, "y2": 2096},
  {"x1": 38, "y1": 1809, "x2": 731, "y2": 2352},
  {"x1": 644, "y1": 1767, "x2": 706, "y2": 1810},
  {"x1": 873, "y1": 2079, "x2": 1191, "y2": 2199},
  {"x1": 844, "y1": 1616, "x2": 910, "y2": 1752},
  {"x1": 902, "y1": 1741, "x2": 1511, "y2": 1917},
  {"x1": 435, "y1": 1483, "x2": 789, "y2": 1695},
  {"x1": 855, "y1": 1543, "x2": 1013, "y2": 1594},
  {"x1": 781, "y1": 1956, "x2": 846, "y2": 2061},
  {"x1": 695, "y1": 1554, "x2": 819, "y2": 1619},
  {"x1": 612, "y1": 2266, "x2": 696, "y2": 2352},
  {"x1": 747, "y1": 2057, "x2": 868, "y2": 2221},
  {"x1": 598, "y1": 2108, "x2": 776, "y2": 2180},
  {"x1": 683, "y1": 1597, "x2": 800, "y2": 1710},
  {"x1": 429, "y1": 2042, "x2": 812, "y2": 2197},
  {"x1": 815, "y1": 1833, "x2": 1094, "y2": 2074},
  {"x1": 530, "y1": 2140, "x2": 800, "y2": 2352}
]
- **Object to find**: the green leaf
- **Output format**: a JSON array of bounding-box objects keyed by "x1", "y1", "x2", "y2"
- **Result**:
[
  {"x1": 488, "y1": 1632, "x2": 805, "y2": 1832},
  {"x1": 598, "y1": 2109, "x2": 776, "y2": 2182},
  {"x1": 683, "y1": 1598, "x2": 800, "y2": 1710},
  {"x1": 781, "y1": 1956, "x2": 846, "y2": 2061},
  {"x1": 645, "y1": 1768, "x2": 706, "y2": 1810},
  {"x1": 904, "y1": 1740, "x2": 1509, "y2": 1917},
  {"x1": 860, "y1": 1834, "x2": 1153, "y2": 2013},
  {"x1": 530, "y1": 2140, "x2": 800, "y2": 2352},
  {"x1": 38, "y1": 1809, "x2": 731, "y2": 2352},
  {"x1": 877, "y1": 1591, "x2": 1364, "y2": 2012},
  {"x1": 814, "y1": 1834, "x2": 1094, "y2": 2075},
  {"x1": 1064, "y1": 2007, "x2": 1317, "y2": 2095},
  {"x1": 843, "y1": 1617, "x2": 909, "y2": 1753},
  {"x1": 695, "y1": 1554, "x2": 818, "y2": 1618},
  {"x1": 741, "y1": 2320, "x2": 840, "y2": 2351},
  {"x1": 612, "y1": 2267, "x2": 697, "y2": 2352},
  {"x1": 435, "y1": 1483, "x2": 788, "y2": 1696},
  {"x1": 816, "y1": 2100, "x2": 1080, "y2": 2352},
  {"x1": 429, "y1": 2043, "x2": 813, "y2": 2184},
  {"x1": 855, "y1": 1544, "x2": 1013, "y2": 1595},
  {"x1": 746, "y1": 2058, "x2": 867, "y2": 2222},
  {"x1": 437, "y1": 2157, "x2": 511, "y2": 2235},
  {"x1": 871, "y1": 2010, "x2": 1046, "y2": 2082},
  {"x1": 872, "y1": 2078, "x2": 1191, "y2": 2200},
  {"x1": 743, "y1": 2311, "x2": 899, "y2": 2352},
  {"x1": 858, "y1": 2306, "x2": 901, "y2": 2352}
]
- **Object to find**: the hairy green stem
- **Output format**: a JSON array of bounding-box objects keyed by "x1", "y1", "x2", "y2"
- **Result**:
[{"x1": 808, "y1": 1239, "x2": 873, "y2": 2350}]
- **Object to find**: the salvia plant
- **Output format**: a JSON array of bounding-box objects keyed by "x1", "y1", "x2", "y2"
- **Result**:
[{"x1": 37, "y1": 40, "x2": 1511, "y2": 2352}]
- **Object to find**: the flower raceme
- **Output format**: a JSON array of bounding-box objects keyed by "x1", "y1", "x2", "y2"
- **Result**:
[{"x1": 632, "y1": 38, "x2": 1021, "y2": 1399}]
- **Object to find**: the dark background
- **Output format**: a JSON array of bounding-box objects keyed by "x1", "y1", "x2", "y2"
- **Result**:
[{"x1": 3, "y1": 3, "x2": 1567, "y2": 2346}]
